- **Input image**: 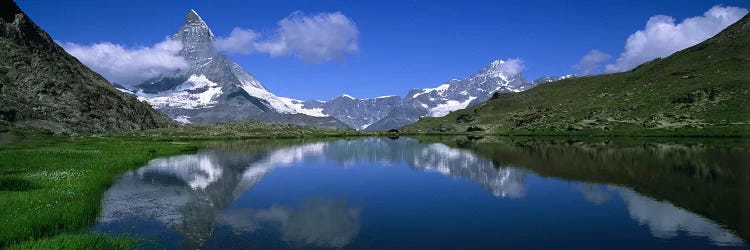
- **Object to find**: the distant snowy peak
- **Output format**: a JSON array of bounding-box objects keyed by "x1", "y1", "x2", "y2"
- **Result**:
[
  {"x1": 404, "y1": 59, "x2": 528, "y2": 118},
  {"x1": 532, "y1": 74, "x2": 576, "y2": 84},
  {"x1": 297, "y1": 94, "x2": 403, "y2": 130},
  {"x1": 366, "y1": 59, "x2": 575, "y2": 131},
  {"x1": 333, "y1": 94, "x2": 400, "y2": 101},
  {"x1": 477, "y1": 59, "x2": 513, "y2": 81}
]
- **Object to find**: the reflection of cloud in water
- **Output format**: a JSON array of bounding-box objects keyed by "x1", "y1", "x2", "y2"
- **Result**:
[
  {"x1": 217, "y1": 198, "x2": 360, "y2": 248},
  {"x1": 614, "y1": 187, "x2": 744, "y2": 246},
  {"x1": 576, "y1": 184, "x2": 612, "y2": 205}
]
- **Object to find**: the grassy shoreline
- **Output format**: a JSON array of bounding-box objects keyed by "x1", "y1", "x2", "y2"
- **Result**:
[{"x1": 0, "y1": 134, "x2": 203, "y2": 248}]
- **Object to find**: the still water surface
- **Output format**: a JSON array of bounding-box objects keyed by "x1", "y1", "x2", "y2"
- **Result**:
[{"x1": 93, "y1": 137, "x2": 750, "y2": 249}]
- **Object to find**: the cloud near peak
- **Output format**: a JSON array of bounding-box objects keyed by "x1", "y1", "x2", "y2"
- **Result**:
[
  {"x1": 604, "y1": 5, "x2": 748, "y2": 73},
  {"x1": 215, "y1": 12, "x2": 359, "y2": 63},
  {"x1": 497, "y1": 58, "x2": 524, "y2": 76},
  {"x1": 61, "y1": 39, "x2": 190, "y2": 87}
]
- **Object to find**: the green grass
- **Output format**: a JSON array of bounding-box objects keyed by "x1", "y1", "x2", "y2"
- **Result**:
[
  {"x1": 6, "y1": 234, "x2": 135, "y2": 250},
  {"x1": 402, "y1": 14, "x2": 750, "y2": 137},
  {"x1": 0, "y1": 133, "x2": 202, "y2": 248}
]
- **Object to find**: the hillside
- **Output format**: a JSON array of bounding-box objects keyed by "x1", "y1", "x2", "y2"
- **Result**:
[
  {"x1": 402, "y1": 14, "x2": 750, "y2": 136},
  {"x1": 0, "y1": 0, "x2": 175, "y2": 134}
]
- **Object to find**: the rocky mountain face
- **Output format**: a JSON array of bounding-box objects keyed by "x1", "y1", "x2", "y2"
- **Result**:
[
  {"x1": 300, "y1": 95, "x2": 402, "y2": 130},
  {"x1": 362, "y1": 60, "x2": 574, "y2": 131},
  {"x1": 0, "y1": 1, "x2": 174, "y2": 134},
  {"x1": 127, "y1": 10, "x2": 349, "y2": 130}
]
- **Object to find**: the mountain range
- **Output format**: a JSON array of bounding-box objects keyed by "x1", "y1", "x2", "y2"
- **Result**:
[
  {"x1": 402, "y1": 13, "x2": 750, "y2": 136},
  {"x1": 119, "y1": 10, "x2": 574, "y2": 131}
]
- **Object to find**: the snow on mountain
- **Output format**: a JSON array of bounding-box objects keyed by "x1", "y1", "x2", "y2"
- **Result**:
[
  {"x1": 121, "y1": 9, "x2": 348, "y2": 129},
  {"x1": 277, "y1": 97, "x2": 326, "y2": 117},
  {"x1": 137, "y1": 74, "x2": 223, "y2": 109},
  {"x1": 114, "y1": 10, "x2": 574, "y2": 131},
  {"x1": 292, "y1": 59, "x2": 576, "y2": 131},
  {"x1": 300, "y1": 94, "x2": 403, "y2": 129},
  {"x1": 366, "y1": 60, "x2": 574, "y2": 131},
  {"x1": 428, "y1": 96, "x2": 477, "y2": 117}
]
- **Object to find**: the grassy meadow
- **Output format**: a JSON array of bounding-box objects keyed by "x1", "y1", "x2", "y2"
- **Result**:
[{"x1": 0, "y1": 133, "x2": 201, "y2": 248}]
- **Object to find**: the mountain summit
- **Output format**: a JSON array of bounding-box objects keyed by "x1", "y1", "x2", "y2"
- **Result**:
[
  {"x1": 128, "y1": 10, "x2": 349, "y2": 129},
  {"x1": 173, "y1": 9, "x2": 216, "y2": 64}
]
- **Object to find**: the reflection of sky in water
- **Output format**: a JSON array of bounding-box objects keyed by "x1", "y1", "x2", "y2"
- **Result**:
[{"x1": 93, "y1": 138, "x2": 746, "y2": 249}]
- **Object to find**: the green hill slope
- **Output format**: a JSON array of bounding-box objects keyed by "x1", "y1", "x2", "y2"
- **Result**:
[
  {"x1": 0, "y1": 1, "x2": 175, "y2": 134},
  {"x1": 403, "y1": 14, "x2": 750, "y2": 137}
]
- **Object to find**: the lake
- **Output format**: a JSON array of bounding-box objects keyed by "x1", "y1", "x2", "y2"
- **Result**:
[{"x1": 92, "y1": 137, "x2": 750, "y2": 249}]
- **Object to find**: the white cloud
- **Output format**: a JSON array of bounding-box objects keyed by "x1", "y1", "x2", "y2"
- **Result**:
[
  {"x1": 62, "y1": 39, "x2": 189, "y2": 86},
  {"x1": 573, "y1": 49, "x2": 611, "y2": 75},
  {"x1": 216, "y1": 12, "x2": 359, "y2": 63},
  {"x1": 498, "y1": 58, "x2": 524, "y2": 76},
  {"x1": 214, "y1": 28, "x2": 260, "y2": 54},
  {"x1": 605, "y1": 5, "x2": 748, "y2": 73}
]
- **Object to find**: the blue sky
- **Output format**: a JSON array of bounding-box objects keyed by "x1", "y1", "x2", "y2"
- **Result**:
[{"x1": 16, "y1": 0, "x2": 750, "y2": 100}]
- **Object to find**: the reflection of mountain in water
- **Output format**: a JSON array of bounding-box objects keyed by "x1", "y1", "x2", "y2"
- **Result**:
[
  {"x1": 318, "y1": 138, "x2": 528, "y2": 197},
  {"x1": 98, "y1": 138, "x2": 525, "y2": 248},
  {"x1": 97, "y1": 137, "x2": 747, "y2": 248}
]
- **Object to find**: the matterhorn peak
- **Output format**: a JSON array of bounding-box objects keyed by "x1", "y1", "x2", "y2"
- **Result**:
[
  {"x1": 490, "y1": 59, "x2": 505, "y2": 67},
  {"x1": 171, "y1": 9, "x2": 217, "y2": 63},
  {"x1": 185, "y1": 9, "x2": 206, "y2": 25},
  {"x1": 176, "y1": 8, "x2": 213, "y2": 39}
]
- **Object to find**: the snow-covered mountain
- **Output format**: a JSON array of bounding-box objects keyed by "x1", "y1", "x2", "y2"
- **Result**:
[
  {"x1": 124, "y1": 10, "x2": 349, "y2": 129},
  {"x1": 364, "y1": 60, "x2": 575, "y2": 131},
  {"x1": 119, "y1": 10, "x2": 573, "y2": 131},
  {"x1": 281, "y1": 59, "x2": 574, "y2": 131},
  {"x1": 301, "y1": 94, "x2": 402, "y2": 130}
]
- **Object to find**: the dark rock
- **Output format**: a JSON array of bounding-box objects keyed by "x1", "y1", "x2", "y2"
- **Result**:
[{"x1": 0, "y1": 1, "x2": 174, "y2": 134}]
